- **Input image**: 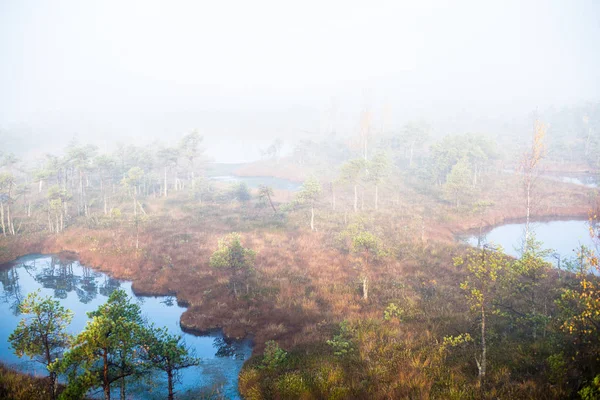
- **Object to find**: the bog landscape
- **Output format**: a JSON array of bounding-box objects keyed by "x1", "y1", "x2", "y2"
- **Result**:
[{"x1": 1, "y1": 1, "x2": 599, "y2": 399}]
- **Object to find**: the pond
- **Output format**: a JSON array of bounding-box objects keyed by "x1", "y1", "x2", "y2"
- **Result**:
[
  {"x1": 464, "y1": 219, "x2": 598, "y2": 267},
  {"x1": 0, "y1": 254, "x2": 252, "y2": 400},
  {"x1": 210, "y1": 175, "x2": 302, "y2": 191}
]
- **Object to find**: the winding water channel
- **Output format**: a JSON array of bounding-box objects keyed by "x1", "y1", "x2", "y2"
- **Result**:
[{"x1": 0, "y1": 254, "x2": 252, "y2": 400}]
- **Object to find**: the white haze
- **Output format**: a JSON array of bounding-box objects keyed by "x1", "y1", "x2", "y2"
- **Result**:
[{"x1": 1, "y1": 0, "x2": 599, "y2": 162}]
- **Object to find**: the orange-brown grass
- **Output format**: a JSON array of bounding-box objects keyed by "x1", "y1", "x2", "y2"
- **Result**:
[
  {"x1": 0, "y1": 363, "x2": 64, "y2": 400},
  {"x1": 0, "y1": 169, "x2": 594, "y2": 399}
]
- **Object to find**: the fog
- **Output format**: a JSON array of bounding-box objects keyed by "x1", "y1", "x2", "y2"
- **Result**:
[{"x1": 1, "y1": 0, "x2": 599, "y2": 162}]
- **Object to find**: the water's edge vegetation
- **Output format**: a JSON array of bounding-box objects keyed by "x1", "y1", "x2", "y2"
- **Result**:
[{"x1": 0, "y1": 123, "x2": 599, "y2": 399}]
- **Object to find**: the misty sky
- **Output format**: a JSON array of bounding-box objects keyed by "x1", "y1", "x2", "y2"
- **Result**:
[{"x1": 1, "y1": 0, "x2": 599, "y2": 162}]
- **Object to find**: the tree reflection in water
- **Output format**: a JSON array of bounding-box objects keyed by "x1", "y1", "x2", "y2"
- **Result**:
[
  {"x1": 213, "y1": 337, "x2": 247, "y2": 360},
  {"x1": 76, "y1": 265, "x2": 98, "y2": 304},
  {"x1": 0, "y1": 266, "x2": 23, "y2": 315},
  {"x1": 99, "y1": 276, "x2": 121, "y2": 297}
]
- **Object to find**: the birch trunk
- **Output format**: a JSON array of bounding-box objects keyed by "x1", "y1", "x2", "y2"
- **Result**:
[
  {"x1": 164, "y1": 167, "x2": 168, "y2": 197},
  {"x1": 0, "y1": 202, "x2": 5, "y2": 236},
  {"x1": 7, "y1": 204, "x2": 14, "y2": 235},
  {"x1": 478, "y1": 303, "x2": 487, "y2": 387}
]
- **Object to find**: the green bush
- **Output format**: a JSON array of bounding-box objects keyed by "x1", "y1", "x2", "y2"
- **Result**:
[{"x1": 260, "y1": 341, "x2": 288, "y2": 371}]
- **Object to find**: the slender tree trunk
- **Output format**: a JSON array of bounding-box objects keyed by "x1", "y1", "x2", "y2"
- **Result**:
[
  {"x1": 103, "y1": 349, "x2": 110, "y2": 400},
  {"x1": 43, "y1": 341, "x2": 58, "y2": 400},
  {"x1": 79, "y1": 171, "x2": 83, "y2": 216},
  {"x1": 525, "y1": 181, "x2": 531, "y2": 244},
  {"x1": 50, "y1": 370, "x2": 57, "y2": 400},
  {"x1": 164, "y1": 167, "x2": 168, "y2": 197},
  {"x1": 361, "y1": 189, "x2": 364, "y2": 211},
  {"x1": 48, "y1": 209, "x2": 53, "y2": 233},
  {"x1": 167, "y1": 369, "x2": 174, "y2": 400},
  {"x1": 267, "y1": 193, "x2": 276, "y2": 213},
  {"x1": 104, "y1": 194, "x2": 108, "y2": 215},
  {"x1": 310, "y1": 205, "x2": 315, "y2": 231},
  {"x1": 7, "y1": 204, "x2": 14, "y2": 235},
  {"x1": 0, "y1": 202, "x2": 5, "y2": 236},
  {"x1": 375, "y1": 184, "x2": 379, "y2": 211},
  {"x1": 133, "y1": 194, "x2": 137, "y2": 218},
  {"x1": 39, "y1": 179, "x2": 43, "y2": 193},
  {"x1": 137, "y1": 201, "x2": 146, "y2": 215},
  {"x1": 478, "y1": 303, "x2": 487, "y2": 387},
  {"x1": 362, "y1": 252, "x2": 369, "y2": 301},
  {"x1": 353, "y1": 185, "x2": 358, "y2": 212},
  {"x1": 332, "y1": 184, "x2": 336, "y2": 211},
  {"x1": 585, "y1": 127, "x2": 591, "y2": 156},
  {"x1": 27, "y1": 200, "x2": 31, "y2": 217}
]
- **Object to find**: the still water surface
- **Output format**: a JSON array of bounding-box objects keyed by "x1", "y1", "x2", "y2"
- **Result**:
[
  {"x1": 0, "y1": 254, "x2": 252, "y2": 399},
  {"x1": 466, "y1": 219, "x2": 597, "y2": 264}
]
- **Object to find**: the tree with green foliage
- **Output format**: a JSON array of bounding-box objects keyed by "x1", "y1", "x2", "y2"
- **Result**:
[
  {"x1": 472, "y1": 200, "x2": 494, "y2": 248},
  {"x1": 297, "y1": 176, "x2": 322, "y2": 231},
  {"x1": 351, "y1": 230, "x2": 381, "y2": 301},
  {"x1": 57, "y1": 289, "x2": 145, "y2": 400},
  {"x1": 390, "y1": 121, "x2": 430, "y2": 168},
  {"x1": 234, "y1": 182, "x2": 251, "y2": 203},
  {"x1": 93, "y1": 154, "x2": 116, "y2": 215},
  {"x1": 122, "y1": 167, "x2": 145, "y2": 250},
  {"x1": 339, "y1": 159, "x2": 366, "y2": 213},
  {"x1": 157, "y1": 147, "x2": 180, "y2": 197},
  {"x1": 427, "y1": 133, "x2": 497, "y2": 187},
  {"x1": 259, "y1": 340, "x2": 288, "y2": 371},
  {"x1": 444, "y1": 157, "x2": 473, "y2": 207},
  {"x1": 258, "y1": 185, "x2": 277, "y2": 213},
  {"x1": 326, "y1": 320, "x2": 355, "y2": 357},
  {"x1": 261, "y1": 138, "x2": 284, "y2": 162},
  {"x1": 9, "y1": 290, "x2": 73, "y2": 400},
  {"x1": 0, "y1": 172, "x2": 16, "y2": 235},
  {"x1": 178, "y1": 130, "x2": 204, "y2": 191},
  {"x1": 121, "y1": 167, "x2": 144, "y2": 217},
  {"x1": 455, "y1": 245, "x2": 508, "y2": 387},
  {"x1": 141, "y1": 325, "x2": 199, "y2": 400},
  {"x1": 210, "y1": 233, "x2": 256, "y2": 297},
  {"x1": 46, "y1": 186, "x2": 70, "y2": 234},
  {"x1": 520, "y1": 120, "x2": 546, "y2": 242},
  {"x1": 66, "y1": 143, "x2": 98, "y2": 217},
  {"x1": 510, "y1": 234, "x2": 552, "y2": 339},
  {"x1": 557, "y1": 246, "x2": 600, "y2": 371},
  {"x1": 367, "y1": 151, "x2": 390, "y2": 210}
]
